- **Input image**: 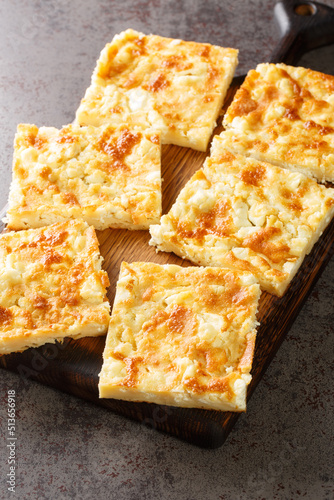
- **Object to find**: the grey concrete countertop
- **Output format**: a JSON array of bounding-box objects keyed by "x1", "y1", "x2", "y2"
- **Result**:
[{"x1": 0, "y1": 1, "x2": 334, "y2": 499}]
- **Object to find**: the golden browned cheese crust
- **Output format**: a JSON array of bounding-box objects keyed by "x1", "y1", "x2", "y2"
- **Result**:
[
  {"x1": 0, "y1": 220, "x2": 110, "y2": 355},
  {"x1": 76, "y1": 29, "x2": 238, "y2": 152},
  {"x1": 5, "y1": 123, "x2": 161, "y2": 230},
  {"x1": 99, "y1": 262, "x2": 260, "y2": 412},
  {"x1": 149, "y1": 136, "x2": 334, "y2": 296},
  {"x1": 223, "y1": 63, "x2": 334, "y2": 182}
]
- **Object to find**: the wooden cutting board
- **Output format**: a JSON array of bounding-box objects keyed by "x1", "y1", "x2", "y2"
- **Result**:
[{"x1": 1, "y1": 0, "x2": 334, "y2": 448}]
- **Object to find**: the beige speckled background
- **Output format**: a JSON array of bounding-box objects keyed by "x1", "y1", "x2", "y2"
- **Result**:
[{"x1": 0, "y1": 1, "x2": 334, "y2": 499}]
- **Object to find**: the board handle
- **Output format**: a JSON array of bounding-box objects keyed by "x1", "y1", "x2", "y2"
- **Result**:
[{"x1": 270, "y1": 0, "x2": 334, "y2": 64}]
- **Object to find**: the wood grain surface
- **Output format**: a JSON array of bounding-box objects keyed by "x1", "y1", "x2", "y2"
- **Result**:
[{"x1": 1, "y1": 79, "x2": 333, "y2": 448}]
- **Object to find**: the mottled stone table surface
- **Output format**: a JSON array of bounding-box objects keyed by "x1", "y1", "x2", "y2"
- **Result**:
[{"x1": 0, "y1": 1, "x2": 333, "y2": 499}]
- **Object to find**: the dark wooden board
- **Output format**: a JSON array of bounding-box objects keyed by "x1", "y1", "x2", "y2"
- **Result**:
[
  {"x1": 1, "y1": 79, "x2": 334, "y2": 448},
  {"x1": 1, "y1": 0, "x2": 334, "y2": 449}
]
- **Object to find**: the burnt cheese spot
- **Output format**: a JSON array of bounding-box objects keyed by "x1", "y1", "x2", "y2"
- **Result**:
[
  {"x1": 32, "y1": 294, "x2": 49, "y2": 309},
  {"x1": 120, "y1": 356, "x2": 143, "y2": 388},
  {"x1": 61, "y1": 192, "x2": 80, "y2": 205},
  {"x1": 123, "y1": 73, "x2": 138, "y2": 89},
  {"x1": 277, "y1": 122, "x2": 292, "y2": 135},
  {"x1": 192, "y1": 345, "x2": 228, "y2": 374},
  {"x1": 26, "y1": 133, "x2": 46, "y2": 150},
  {"x1": 159, "y1": 110, "x2": 181, "y2": 123},
  {"x1": 199, "y1": 44, "x2": 211, "y2": 58},
  {"x1": 27, "y1": 134, "x2": 47, "y2": 149},
  {"x1": 18, "y1": 229, "x2": 68, "y2": 251},
  {"x1": 143, "y1": 310, "x2": 169, "y2": 333},
  {"x1": 264, "y1": 85, "x2": 279, "y2": 101},
  {"x1": 239, "y1": 165, "x2": 266, "y2": 186},
  {"x1": 243, "y1": 227, "x2": 291, "y2": 264},
  {"x1": 198, "y1": 272, "x2": 252, "y2": 313},
  {"x1": 224, "y1": 252, "x2": 258, "y2": 275},
  {"x1": 207, "y1": 378, "x2": 233, "y2": 397},
  {"x1": 40, "y1": 250, "x2": 63, "y2": 267},
  {"x1": 161, "y1": 54, "x2": 191, "y2": 71},
  {"x1": 149, "y1": 134, "x2": 160, "y2": 145},
  {"x1": 44, "y1": 229, "x2": 68, "y2": 247},
  {"x1": 238, "y1": 333, "x2": 256, "y2": 369},
  {"x1": 97, "y1": 45, "x2": 121, "y2": 80},
  {"x1": 206, "y1": 66, "x2": 219, "y2": 90},
  {"x1": 17, "y1": 166, "x2": 28, "y2": 179},
  {"x1": 184, "y1": 376, "x2": 233, "y2": 398},
  {"x1": 231, "y1": 73, "x2": 281, "y2": 122},
  {"x1": 131, "y1": 37, "x2": 147, "y2": 57},
  {"x1": 161, "y1": 55, "x2": 180, "y2": 68},
  {"x1": 100, "y1": 272, "x2": 110, "y2": 289},
  {"x1": 55, "y1": 126, "x2": 78, "y2": 145},
  {"x1": 97, "y1": 128, "x2": 141, "y2": 172},
  {"x1": 195, "y1": 170, "x2": 210, "y2": 183},
  {"x1": 224, "y1": 272, "x2": 253, "y2": 306},
  {"x1": 60, "y1": 289, "x2": 79, "y2": 306},
  {"x1": 24, "y1": 186, "x2": 44, "y2": 201},
  {"x1": 231, "y1": 87, "x2": 258, "y2": 117},
  {"x1": 177, "y1": 199, "x2": 234, "y2": 241},
  {"x1": 303, "y1": 120, "x2": 334, "y2": 135},
  {"x1": 316, "y1": 70, "x2": 334, "y2": 92},
  {"x1": 109, "y1": 105, "x2": 123, "y2": 114},
  {"x1": 142, "y1": 286, "x2": 156, "y2": 302},
  {"x1": 70, "y1": 264, "x2": 86, "y2": 286},
  {"x1": 59, "y1": 265, "x2": 86, "y2": 307},
  {"x1": 252, "y1": 140, "x2": 269, "y2": 153},
  {"x1": 100, "y1": 60, "x2": 128, "y2": 80},
  {"x1": 142, "y1": 305, "x2": 197, "y2": 350},
  {"x1": 279, "y1": 68, "x2": 334, "y2": 127},
  {"x1": 39, "y1": 166, "x2": 52, "y2": 180},
  {"x1": 279, "y1": 68, "x2": 313, "y2": 100},
  {"x1": 284, "y1": 106, "x2": 300, "y2": 121},
  {"x1": 145, "y1": 72, "x2": 169, "y2": 92},
  {"x1": 216, "y1": 150, "x2": 235, "y2": 164},
  {"x1": 167, "y1": 305, "x2": 196, "y2": 336},
  {"x1": 280, "y1": 187, "x2": 306, "y2": 212},
  {"x1": 24, "y1": 311, "x2": 36, "y2": 329},
  {"x1": 56, "y1": 134, "x2": 77, "y2": 144},
  {"x1": 0, "y1": 306, "x2": 13, "y2": 326},
  {"x1": 306, "y1": 140, "x2": 329, "y2": 151},
  {"x1": 112, "y1": 352, "x2": 125, "y2": 361},
  {"x1": 304, "y1": 99, "x2": 330, "y2": 116}
]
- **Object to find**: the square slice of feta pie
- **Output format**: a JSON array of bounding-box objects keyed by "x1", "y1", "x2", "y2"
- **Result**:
[
  {"x1": 5, "y1": 123, "x2": 161, "y2": 231},
  {"x1": 0, "y1": 220, "x2": 110, "y2": 355},
  {"x1": 99, "y1": 262, "x2": 260, "y2": 412},
  {"x1": 76, "y1": 28, "x2": 238, "y2": 152},
  {"x1": 150, "y1": 135, "x2": 334, "y2": 296},
  {"x1": 222, "y1": 62, "x2": 334, "y2": 183}
]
